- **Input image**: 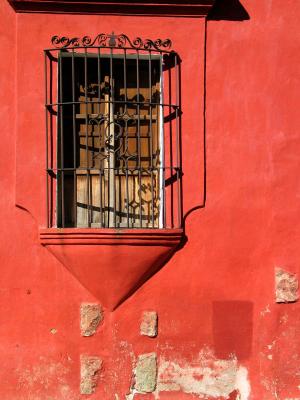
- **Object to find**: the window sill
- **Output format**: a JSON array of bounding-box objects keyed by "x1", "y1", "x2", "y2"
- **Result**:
[
  {"x1": 39, "y1": 227, "x2": 183, "y2": 246},
  {"x1": 39, "y1": 227, "x2": 184, "y2": 309}
]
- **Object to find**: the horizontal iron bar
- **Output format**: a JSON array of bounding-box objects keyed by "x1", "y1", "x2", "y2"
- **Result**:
[
  {"x1": 46, "y1": 100, "x2": 180, "y2": 108},
  {"x1": 54, "y1": 52, "x2": 164, "y2": 60},
  {"x1": 47, "y1": 167, "x2": 181, "y2": 171},
  {"x1": 44, "y1": 46, "x2": 174, "y2": 54}
]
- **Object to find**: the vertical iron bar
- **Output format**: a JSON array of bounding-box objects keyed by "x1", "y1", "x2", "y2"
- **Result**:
[
  {"x1": 108, "y1": 48, "x2": 112, "y2": 227},
  {"x1": 100, "y1": 169, "x2": 103, "y2": 227},
  {"x1": 156, "y1": 57, "x2": 161, "y2": 227},
  {"x1": 59, "y1": 51, "x2": 65, "y2": 227},
  {"x1": 97, "y1": 47, "x2": 103, "y2": 227},
  {"x1": 175, "y1": 54, "x2": 181, "y2": 228},
  {"x1": 97, "y1": 47, "x2": 101, "y2": 115},
  {"x1": 49, "y1": 57, "x2": 54, "y2": 227},
  {"x1": 89, "y1": 172, "x2": 93, "y2": 226},
  {"x1": 123, "y1": 49, "x2": 127, "y2": 113},
  {"x1": 136, "y1": 50, "x2": 142, "y2": 227},
  {"x1": 149, "y1": 51, "x2": 155, "y2": 228},
  {"x1": 125, "y1": 159, "x2": 129, "y2": 228},
  {"x1": 72, "y1": 49, "x2": 77, "y2": 227},
  {"x1": 160, "y1": 53, "x2": 166, "y2": 228},
  {"x1": 84, "y1": 48, "x2": 90, "y2": 227},
  {"x1": 168, "y1": 56, "x2": 174, "y2": 228},
  {"x1": 124, "y1": 49, "x2": 129, "y2": 227},
  {"x1": 110, "y1": 48, "x2": 116, "y2": 228},
  {"x1": 156, "y1": 107, "x2": 160, "y2": 226},
  {"x1": 45, "y1": 51, "x2": 49, "y2": 227}
]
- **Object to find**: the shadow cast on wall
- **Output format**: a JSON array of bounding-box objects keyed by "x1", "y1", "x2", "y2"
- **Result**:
[
  {"x1": 208, "y1": 0, "x2": 250, "y2": 21},
  {"x1": 108, "y1": 0, "x2": 251, "y2": 308},
  {"x1": 183, "y1": 0, "x2": 250, "y2": 230},
  {"x1": 213, "y1": 301, "x2": 253, "y2": 360}
]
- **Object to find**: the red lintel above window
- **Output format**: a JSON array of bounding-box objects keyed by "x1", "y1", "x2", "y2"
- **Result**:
[{"x1": 7, "y1": 0, "x2": 215, "y2": 16}]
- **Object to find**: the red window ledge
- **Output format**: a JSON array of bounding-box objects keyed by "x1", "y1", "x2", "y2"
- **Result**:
[
  {"x1": 39, "y1": 228, "x2": 184, "y2": 310},
  {"x1": 39, "y1": 228, "x2": 183, "y2": 245}
]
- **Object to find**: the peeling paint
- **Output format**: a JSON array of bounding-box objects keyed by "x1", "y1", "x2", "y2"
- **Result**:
[
  {"x1": 235, "y1": 367, "x2": 251, "y2": 400},
  {"x1": 261, "y1": 376, "x2": 280, "y2": 399},
  {"x1": 280, "y1": 313, "x2": 289, "y2": 324},
  {"x1": 154, "y1": 348, "x2": 250, "y2": 399},
  {"x1": 16, "y1": 357, "x2": 70, "y2": 390},
  {"x1": 260, "y1": 304, "x2": 271, "y2": 316},
  {"x1": 126, "y1": 348, "x2": 250, "y2": 399},
  {"x1": 15, "y1": 357, "x2": 79, "y2": 399}
]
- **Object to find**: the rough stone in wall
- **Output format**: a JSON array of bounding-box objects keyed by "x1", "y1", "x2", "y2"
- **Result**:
[
  {"x1": 140, "y1": 311, "x2": 158, "y2": 337},
  {"x1": 80, "y1": 303, "x2": 103, "y2": 336},
  {"x1": 275, "y1": 267, "x2": 299, "y2": 303},
  {"x1": 134, "y1": 353, "x2": 157, "y2": 393},
  {"x1": 80, "y1": 355, "x2": 102, "y2": 395}
]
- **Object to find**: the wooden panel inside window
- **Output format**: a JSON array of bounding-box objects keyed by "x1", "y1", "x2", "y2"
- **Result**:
[{"x1": 58, "y1": 54, "x2": 162, "y2": 228}]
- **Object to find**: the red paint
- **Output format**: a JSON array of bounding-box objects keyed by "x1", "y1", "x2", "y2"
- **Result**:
[
  {"x1": 0, "y1": 0, "x2": 300, "y2": 399},
  {"x1": 40, "y1": 228, "x2": 182, "y2": 309},
  {"x1": 212, "y1": 300, "x2": 253, "y2": 360}
]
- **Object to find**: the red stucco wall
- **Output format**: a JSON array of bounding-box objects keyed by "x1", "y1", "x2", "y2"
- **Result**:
[{"x1": 0, "y1": 0, "x2": 299, "y2": 399}]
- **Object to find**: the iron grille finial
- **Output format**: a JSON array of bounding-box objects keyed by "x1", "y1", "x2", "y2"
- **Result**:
[{"x1": 108, "y1": 32, "x2": 117, "y2": 47}]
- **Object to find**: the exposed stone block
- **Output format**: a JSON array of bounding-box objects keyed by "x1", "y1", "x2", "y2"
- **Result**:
[
  {"x1": 80, "y1": 355, "x2": 102, "y2": 395},
  {"x1": 134, "y1": 353, "x2": 157, "y2": 393},
  {"x1": 275, "y1": 268, "x2": 299, "y2": 303},
  {"x1": 140, "y1": 311, "x2": 158, "y2": 337},
  {"x1": 80, "y1": 303, "x2": 103, "y2": 336}
]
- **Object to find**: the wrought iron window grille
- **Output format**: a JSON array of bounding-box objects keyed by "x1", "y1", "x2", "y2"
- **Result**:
[{"x1": 45, "y1": 32, "x2": 182, "y2": 229}]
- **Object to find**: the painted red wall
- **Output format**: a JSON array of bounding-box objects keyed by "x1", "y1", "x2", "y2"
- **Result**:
[{"x1": 0, "y1": 0, "x2": 299, "y2": 399}]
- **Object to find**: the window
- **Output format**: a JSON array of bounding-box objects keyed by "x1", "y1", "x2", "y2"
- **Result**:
[{"x1": 45, "y1": 33, "x2": 182, "y2": 229}]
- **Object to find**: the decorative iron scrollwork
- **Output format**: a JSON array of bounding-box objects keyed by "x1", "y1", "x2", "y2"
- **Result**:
[{"x1": 51, "y1": 32, "x2": 172, "y2": 51}]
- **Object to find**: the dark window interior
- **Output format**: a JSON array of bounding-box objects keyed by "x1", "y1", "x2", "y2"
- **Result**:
[{"x1": 57, "y1": 54, "x2": 162, "y2": 228}]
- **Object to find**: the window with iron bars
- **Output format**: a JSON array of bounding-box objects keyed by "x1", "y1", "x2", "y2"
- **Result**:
[{"x1": 45, "y1": 33, "x2": 182, "y2": 229}]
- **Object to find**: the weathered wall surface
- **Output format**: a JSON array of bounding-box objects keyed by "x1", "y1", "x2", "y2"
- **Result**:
[{"x1": 0, "y1": 0, "x2": 299, "y2": 399}]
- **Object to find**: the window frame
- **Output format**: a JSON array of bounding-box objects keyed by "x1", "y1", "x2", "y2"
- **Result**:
[{"x1": 45, "y1": 33, "x2": 182, "y2": 230}]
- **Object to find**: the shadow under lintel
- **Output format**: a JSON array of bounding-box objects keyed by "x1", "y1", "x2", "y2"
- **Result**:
[{"x1": 208, "y1": 0, "x2": 250, "y2": 21}]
